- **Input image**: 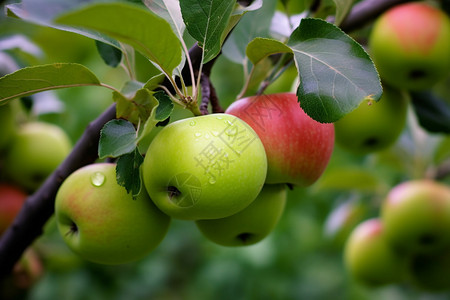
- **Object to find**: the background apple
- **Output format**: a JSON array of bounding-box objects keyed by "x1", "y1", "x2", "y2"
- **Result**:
[
  {"x1": 369, "y1": 2, "x2": 450, "y2": 91},
  {"x1": 344, "y1": 218, "x2": 405, "y2": 286},
  {"x1": 381, "y1": 180, "x2": 450, "y2": 254},
  {"x1": 0, "y1": 183, "x2": 28, "y2": 235},
  {"x1": 142, "y1": 113, "x2": 268, "y2": 220},
  {"x1": 55, "y1": 163, "x2": 171, "y2": 265},
  {"x1": 3, "y1": 122, "x2": 72, "y2": 192},
  {"x1": 195, "y1": 183, "x2": 286, "y2": 247},
  {"x1": 334, "y1": 85, "x2": 408, "y2": 154},
  {"x1": 225, "y1": 92, "x2": 334, "y2": 187}
]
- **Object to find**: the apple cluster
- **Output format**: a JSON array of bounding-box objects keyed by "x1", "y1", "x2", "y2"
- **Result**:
[
  {"x1": 344, "y1": 179, "x2": 450, "y2": 291},
  {"x1": 54, "y1": 92, "x2": 335, "y2": 264}
]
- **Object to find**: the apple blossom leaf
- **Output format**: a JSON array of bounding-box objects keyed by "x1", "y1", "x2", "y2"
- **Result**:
[
  {"x1": 116, "y1": 148, "x2": 144, "y2": 198},
  {"x1": 55, "y1": 2, "x2": 182, "y2": 77},
  {"x1": 98, "y1": 119, "x2": 137, "y2": 159},
  {"x1": 410, "y1": 91, "x2": 450, "y2": 133},
  {"x1": 180, "y1": 0, "x2": 235, "y2": 63},
  {"x1": 246, "y1": 37, "x2": 292, "y2": 65},
  {"x1": 0, "y1": 63, "x2": 101, "y2": 104},
  {"x1": 288, "y1": 18, "x2": 382, "y2": 123},
  {"x1": 95, "y1": 40, "x2": 122, "y2": 68}
]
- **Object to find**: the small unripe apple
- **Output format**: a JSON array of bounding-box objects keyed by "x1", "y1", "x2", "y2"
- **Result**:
[
  {"x1": 0, "y1": 183, "x2": 27, "y2": 235},
  {"x1": 225, "y1": 93, "x2": 334, "y2": 187},
  {"x1": 195, "y1": 184, "x2": 286, "y2": 246},
  {"x1": 4, "y1": 122, "x2": 72, "y2": 192},
  {"x1": 369, "y1": 2, "x2": 450, "y2": 91},
  {"x1": 344, "y1": 218, "x2": 405, "y2": 286},
  {"x1": 381, "y1": 180, "x2": 450, "y2": 254},
  {"x1": 55, "y1": 163, "x2": 171, "y2": 265},
  {"x1": 142, "y1": 113, "x2": 267, "y2": 220},
  {"x1": 334, "y1": 86, "x2": 408, "y2": 154}
]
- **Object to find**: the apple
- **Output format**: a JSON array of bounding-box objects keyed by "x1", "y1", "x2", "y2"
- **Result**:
[
  {"x1": 0, "y1": 183, "x2": 28, "y2": 235},
  {"x1": 344, "y1": 218, "x2": 405, "y2": 286},
  {"x1": 55, "y1": 163, "x2": 171, "y2": 265},
  {"x1": 0, "y1": 103, "x2": 16, "y2": 153},
  {"x1": 4, "y1": 122, "x2": 72, "y2": 192},
  {"x1": 408, "y1": 249, "x2": 450, "y2": 291},
  {"x1": 142, "y1": 113, "x2": 267, "y2": 220},
  {"x1": 369, "y1": 2, "x2": 450, "y2": 91},
  {"x1": 225, "y1": 92, "x2": 334, "y2": 187},
  {"x1": 334, "y1": 85, "x2": 408, "y2": 154},
  {"x1": 381, "y1": 180, "x2": 450, "y2": 254},
  {"x1": 195, "y1": 183, "x2": 286, "y2": 247}
]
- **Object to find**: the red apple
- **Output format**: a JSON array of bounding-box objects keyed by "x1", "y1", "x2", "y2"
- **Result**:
[
  {"x1": 225, "y1": 93, "x2": 334, "y2": 186},
  {"x1": 0, "y1": 183, "x2": 27, "y2": 235}
]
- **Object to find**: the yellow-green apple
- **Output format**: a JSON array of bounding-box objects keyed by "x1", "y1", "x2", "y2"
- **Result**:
[
  {"x1": 0, "y1": 183, "x2": 27, "y2": 235},
  {"x1": 334, "y1": 86, "x2": 408, "y2": 154},
  {"x1": 369, "y1": 2, "x2": 450, "y2": 91},
  {"x1": 407, "y1": 249, "x2": 450, "y2": 291},
  {"x1": 55, "y1": 163, "x2": 171, "y2": 265},
  {"x1": 142, "y1": 113, "x2": 267, "y2": 220},
  {"x1": 195, "y1": 184, "x2": 286, "y2": 246},
  {"x1": 225, "y1": 93, "x2": 334, "y2": 187},
  {"x1": 0, "y1": 103, "x2": 16, "y2": 152},
  {"x1": 381, "y1": 180, "x2": 450, "y2": 254},
  {"x1": 4, "y1": 122, "x2": 72, "y2": 192},
  {"x1": 344, "y1": 218, "x2": 405, "y2": 286}
]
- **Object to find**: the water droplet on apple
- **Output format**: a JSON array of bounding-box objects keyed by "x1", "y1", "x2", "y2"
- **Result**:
[
  {"x1": 216, "y1": 116, "x2": 223, "y2": 120},
  {"x1": 189, "y1": 121, "x2": 196, "y2": 126},
  {"x1": 209, "y1": 177, "x2": 216, "y2": 185},
  {"x1": 211, "y1": 130, "x2": 219, "y2": 137},
  {"x1": 204, "y1": 133, "x2": 210, "y2": 139},
  {"x1": 194, "y1": 132, "x2": 202, "y2": 138},
  {"x1": 91, "y1": 172, "x2": 106, "y2": 187}
]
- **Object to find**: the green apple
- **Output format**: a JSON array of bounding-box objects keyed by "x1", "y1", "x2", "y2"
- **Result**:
[
  {"x1": 225, "y1": 93, "x2": 334, "y2": 187},
  {"x1": 381, "y1": 180, "x2": 450, "y2": 254},
  {"x1": 369, "y1": 2, "x2": 450, "y2": 91},
  {"x1": 0, "y1": 183, "x2": 27, "y2": 235},
  {"x1": 195, "y1": 184, "x2": 286, "y2": 247},
  {"x1": 0, "y1": 103, "x2": 16, "y2": 152},
  {"x1": 334, "y1": 86, "x2": 408, "y2": 154},
  {"x1": 55, "y1": 163, "x2": 171, "y2": 265},
  {"x1": 4, "y1": 122, "x2": 72, "y2": 192},
  {"x1": 408, "y1": 249, "x2": 450, "y2": 291},
  {"x1": 344, "y1": 218, "x2": 405, "y2": 286},
  {"x1": 142, "y1": 113, "x2": 267, "y2": 220}
]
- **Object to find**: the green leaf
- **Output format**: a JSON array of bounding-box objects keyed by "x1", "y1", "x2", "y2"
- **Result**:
[
  {"x1": 98, "y1": 119, "x2": 137, "y2": 159},
  {"x1": 316, "y1": 167, "x2": 384, "y2": 192},
  {"x1": 246, "y1": 37, "x2": 292, "y2": 65},
  {"x1": 116, "y1": 148, "x2": 144, "y2": 197},
  {"x1": 115, "y1": 85, "x2": 158, "y2": 125},
  {"x1": 154, "y1": 91, "x2": 174, "y2": 121},
  {"x1": 410, "y1": 91, "x2": 450, "y2": 134},
  {"x1": 180, "y1": 0, "x2": 235, "y2": 63},
  {"x1": 95, "y1": 40, "x2": 123, "y2": 68},
  {"x1": 0, "y1": 63, "x2": 101, "y2": 103},
  {"x1": 55, "y1": 2, "x2": 182, "y2": 76},
  {"x1": 287, "y1": 18, "x2": 382, "y2": 123}
]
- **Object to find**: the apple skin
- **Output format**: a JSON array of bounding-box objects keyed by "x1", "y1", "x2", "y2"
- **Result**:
[
  {"x1": 334, "y1": 85, "x2": 408, "y2": 154},
  {"x1": 142, "y1": 113, "x2": 267, "y2": 220},
  {"x1": 225, "y1": 93, "x2": 334, "y2": 187},
  {"x1": 0, "y1": 183, "x2": 27, "y2": 235},
  {"x1": 4, "y1": 122, "x2": 72, "y2": 192},
  {"x1": 344, "y1": 218, "x2": 405, "y2": 286},
  {"x1": 381, "y1": 180, "x2": 450, "y2": 254},
  {"x1": 55, "y1": 163, "x2": 171, "y2": 265},
  {"x1": 195, "y1": 184, "x2": 286, "y2": 247},
  {"x1": 369, "y1": 2, "x2": 450, "y2": 91}
]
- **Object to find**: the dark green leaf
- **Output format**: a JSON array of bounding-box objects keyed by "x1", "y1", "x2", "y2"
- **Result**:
[
  {"x1": 116, "y1": 148, "x2": 144, "y2": 197},
  {"x1": 410, "y1": 91, "x2": 450, "y2": 133},
  {"x1": 0, "y1": 63, "x2": 101, "y2": 103},
  {"x1": 95, "y1": 40, "x2": 123, "y2": 67},
  {"x1": 154, "y1": 91, "x2": 174, "y2": 121},
  {"x1": 288, "y1": 18, "x2": 382, "y2": 123},
  {"x1": 55, "y1": 2, "x2": 182, "y2": 76},
  {"x1": 180, "y1": 0, "x2": 235, "y2": 63},
  {"x1": 98, "y1": 119, "x2": 137, "y2": 159}
]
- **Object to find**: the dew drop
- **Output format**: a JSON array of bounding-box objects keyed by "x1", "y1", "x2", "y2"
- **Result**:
[
  {"x1": 216, "y1": 116, "x2": 223, "y2": 120},
  {"x1": 194, "y1": 132, "x2": 202, "y2": 138},
  {"x1": 91, "y1": 172, "x2": 106, "y2": 187},
  {"x1": 209, "y1": 177, "x2": 216, "y2": 185},
  {"x1": 189, "y1": 120, "x2": 196, "y2": 126},
  {"x1": 211, "y1": 130, "x2": 219, "y2": 137},
  {"x1": 204, "y1": 133, "x2": 210, "y2": 139}
]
